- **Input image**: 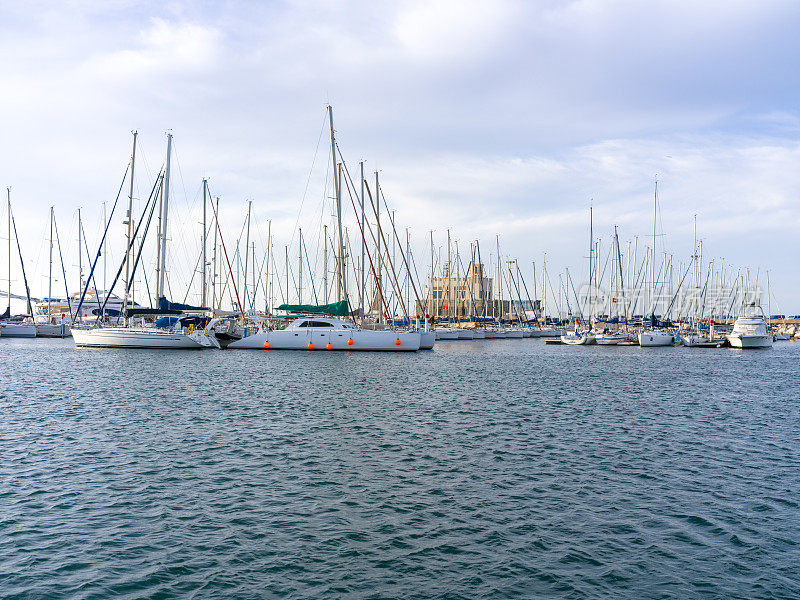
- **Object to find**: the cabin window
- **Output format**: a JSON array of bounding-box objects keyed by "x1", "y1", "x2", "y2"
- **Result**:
[
  {"x1": 297, "y1": 321, "x2": 310, "y2": 327},
  {"x1": 311, "y1": 321, "x2": 334, "y2": 327}
]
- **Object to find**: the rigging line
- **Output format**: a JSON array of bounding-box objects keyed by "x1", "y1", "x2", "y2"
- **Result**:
[
  {"x1": 95, "y1": 168, "x2": 163, "y2": 321},
  {"x1": 205, "y1": 184, "x2": 245, "y2": 320},
  {"x1": 339, "y1": 165, "x2": 389, "y2": 324},
  {"x1": 79, "y1": 221, "x2": 103, "y2": 315},
  {"x1": 73, "y1": 161, "x2": 130, "y2": 322},
  {"x1": 126, "y1": 177, "x2": 162, "y2": 295},
  {"x1": 9, "y1": 207, "x2": 34, "y2": 315},
  {"x1": 52, "y1": 214, "x2": 73, "y2": 320},
  {"x1": 338, "y1": 154, "x2": 408, "y2": 322},
  {"x1": 301, "y1": 235, "x2": 319, "y2": 305},
  {"x1": 377, "y1": 186, "x2": 424, "y2": 310},
  {"x1": 289, "y1": 109, "x2": 328, "y2": 251}
]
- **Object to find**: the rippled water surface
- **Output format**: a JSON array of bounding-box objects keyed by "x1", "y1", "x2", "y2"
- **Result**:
[{"x1": 1, "y1": 338, "x2": 799, "y2": 599}]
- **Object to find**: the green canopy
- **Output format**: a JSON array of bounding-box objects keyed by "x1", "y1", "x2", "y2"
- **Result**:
[{"x1": 277, "y1": 300, "x2": 350, "y2": 317}]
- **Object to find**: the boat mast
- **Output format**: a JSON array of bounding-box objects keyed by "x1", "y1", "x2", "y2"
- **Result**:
[
  {"x1": 102, "y1": 201, "x2": 107, "y2": 318},
  {"x1": 323, "y1": 224, "x2": 328, "y2": 304},
  {"x1": 156, "y1": 132, "x2": 172, "y2": 303},
  {"x1": 375, "y1": 171, "x2": 381, "y2": 322},
  {"x1": 360, "y1": 161, "x2": 365, "y2": 318},
  {"x1": 48, "y1": 206, "x2": 53, "y2": 319},
  {"x1": 264, "y1": 219, "x2": 272, "y2": 314},
  {"x1": 202, "y1": 179, "x2": 207, "y2": 307},
  {"x1": 77, "y1": 208, "x2": 82, "y2": 296},
  {"x1": 327, "y1": 105, "x2": 346, "y2": 306},
  {"x1": 6, "y1": 188, "x2": 10, "y2": 314},
  {"x1": 244, "y1": 200, "x2": 252, "y2": 308},
  {"x1": 652, "y1": 176, "x2": 657, "y2": 319},
  {"x1": 297, "y1": 226, "x2": 302, "y2": 304},
  {"x1": 124, "y1": 131, "x2": 137, "y2": 317}
]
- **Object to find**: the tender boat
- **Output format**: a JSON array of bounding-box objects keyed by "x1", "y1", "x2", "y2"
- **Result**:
[
  {"x1": 595, "y1": 331, "x2": 630, "y2": 345},
  {"x1": 638, "y1": 330, "x2": 674, "y2": 346},
  {"x1": 561, "y1": 331, "x2": 596, "y2": 345},
  {"x1": 228, "y1": 317, "x2": 421, "y2": 351}
]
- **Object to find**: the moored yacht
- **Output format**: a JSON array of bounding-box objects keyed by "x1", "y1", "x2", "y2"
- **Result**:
[
  {"x1": 228, "y1": 316, "x2": 421, "y2": 351},
  {"x1": 727, "y1": 316, "x2": 773, "y2": 349}
]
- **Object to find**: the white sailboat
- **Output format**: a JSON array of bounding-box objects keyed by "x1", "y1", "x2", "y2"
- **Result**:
[
  {"x1": 2, "y1": 188, "x2": 36, "y2": 338},
  {"x1": 71, "y1": 132, "x2": 204, "y2": 350},
  {"x1": 639, "y1": 178, "x2": 674, "y2": 347}
]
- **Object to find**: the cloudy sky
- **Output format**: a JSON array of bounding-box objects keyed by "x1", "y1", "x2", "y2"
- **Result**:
[{"x1": 1, "y1": 0, "x2": 799, "y2": 313}]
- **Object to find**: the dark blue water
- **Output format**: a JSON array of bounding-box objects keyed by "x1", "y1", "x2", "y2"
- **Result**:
[{"x1": 1, "y1": 338, "x2": 799, "y2": 599}]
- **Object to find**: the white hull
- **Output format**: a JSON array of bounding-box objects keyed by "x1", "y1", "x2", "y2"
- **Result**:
[
  {"x1": 727, "y1": 334, "x2": 773, "y2": 349},
  {"x1": 638, "y1": 331, "x2": 674, "y2": 347},
  {"x1": 71, "y1": 327, "x2": 204, "y2": 349},
  {"x1": 504, "y1": 329, "x2": 524, "y2": 339},
  {"x1": 230, "y1": 327, "x2": 421, "y2": 351},
  {"x1": 419, "y1": 331, "x2": 436, "y2": 350},
  {"x1": 1, "y1": 323, "x2": 37, "y2": 338},
  {"x1": 35, "y1": 323, "x2": 71, "y2": 337},
  {"x1": 436, "y1": 328, "x2": 460, "y2": 340},
  {"x1": 457, "y1": 329, "x2": 474, "y2": 340},
  {"x1": 471, "y1": 329, "x2": 486, "y2": 339},
  {"x1": 561, "y1": 332, "x2": 596, "y2": 345},
  {"x1": 595, "y1": 333, "x2": 629, "y2": 345}
]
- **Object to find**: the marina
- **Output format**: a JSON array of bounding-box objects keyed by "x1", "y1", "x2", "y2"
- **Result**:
[{"x1": 2, "y1": 2, "x2": 800, "y2": 598}]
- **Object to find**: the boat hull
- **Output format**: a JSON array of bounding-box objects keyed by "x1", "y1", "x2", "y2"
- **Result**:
[
  {"x1": 1, "y1": 323, "x2": 37, "y2": 338},
  {"x1": 71, "y1": 327, "x2": 204, "y2": 349},
  {"x1": 727, "y1": 334, "x2": 773, "y2": 349},
  {"x1": 638, "y1": 331, "x2": 674, "y2": 347},
  {"x1": 35, "y1": 323, "x2": 71, "y2": 338},
  {"x1": 419, "y1": 331, "x2": 436, "y2": 350}
]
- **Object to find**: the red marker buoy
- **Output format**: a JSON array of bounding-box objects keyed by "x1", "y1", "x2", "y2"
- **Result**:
[
  {"x1": 307, "y1": 342, "x2": 314, "y2": 350},
  {"x1": 347, "y1": 338, "x2": 354, "y2": 346},
  {"x1": 326, "y1": 342, "x2": 332, "y2": 350},
  {"x1": 263, "y1": 341, "x2": 270, "y2": 349},
  {"x1": 395, "y1": 339, "x2": 401, "y2": 346}
]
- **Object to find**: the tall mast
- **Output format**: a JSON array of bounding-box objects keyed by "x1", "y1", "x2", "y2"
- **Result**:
[
  {"x1": 327, "y1": 105, "x2": 346, "y2": 305},
  {"x1": 447, "y1": 228, "x2": 452, "y2": 323},
  {"x1": 429, "y1": 231, "x2": 434, "y2": 320},
  {"x1": 375, "y1": 170, "x2": 381, "y2": 322},
  {"x1": 7, "y1": 188, "x2": 10, "y2": 313},
  {"x1": 588, "y1": 204, "x2": 593, "y2": 317},
  {"x1": 298, "y1": 227, "x2": 302, "y2": 304},
  {"x1": 77, "y1": 208, "x2": 82, "y2": 294},
  {"x1": 202, "y1": 179, "x2": 207, "y2": 307},
  {"x1": 360, "y1": 161, "x2": 365, "y2": 318},
  {"x1": 102, "y1": 201, "x2": 107, "y2": 313},
  {"x1": 212, "y1": 197, "x2": 219, "y2": 310},
  {"x1": 244, "y1": 200, "x2": 252, "y2": 308},
  {"x1": 124, "y1": 131, "x2": 137, "y2": 315},
  {"x1": 323, "y1": 224, "x2": 328, "y2": 304},
  {"x1": 157, "y1": 132, "x2": 172, "y2": 301},
  {"x1": 48, "y1": 206, "x2": 53, "y2": 319},
  {"x1": 264, "y1": 219, "x2": 272, "y2": 314},
  {"x1": 652, "y1": 176, "x2": 658, "y2": 317},
  {"x1": 496, "y1": 235, "x2": 502, "y2": 323}
]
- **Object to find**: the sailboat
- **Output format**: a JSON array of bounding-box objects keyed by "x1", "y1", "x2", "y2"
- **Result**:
[
  {"x1": 71, "y1": 132, "x2": 204, "y2": 349},
  {"x1": 1, "y1": 188, "x2": 36, "y2": 338},
  {"x1": 638, "y1": 178, "x2": 674, "y2": 347},
  {"x1": 229, "y1": 106, "x2": 422, "y2": 352}
]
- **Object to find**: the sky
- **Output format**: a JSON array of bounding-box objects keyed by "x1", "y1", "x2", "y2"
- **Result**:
[{"x1": 1, "y1": 0, "x2": 799, "y2": 314}]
